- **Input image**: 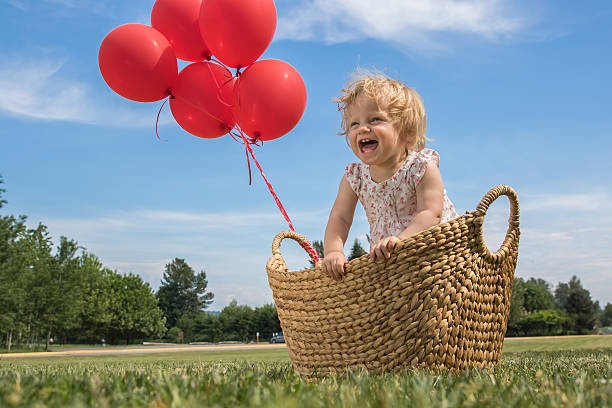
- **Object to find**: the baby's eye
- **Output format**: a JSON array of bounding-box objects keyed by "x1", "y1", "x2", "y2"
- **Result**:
[
  {"x1": 349, "y1": 121, "x2": 359, "y2": 128},
  {"x1": 370, "y1": 117, "x2": 382, "y2": 123}
]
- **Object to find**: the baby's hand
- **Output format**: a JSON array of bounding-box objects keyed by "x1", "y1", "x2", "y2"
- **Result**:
[
  {"x1": 321, "y1": 251, "x2": 347, "y2": 281},
  {"x1": 370, "y1": 236, "x2": 401, "y2": 261}
]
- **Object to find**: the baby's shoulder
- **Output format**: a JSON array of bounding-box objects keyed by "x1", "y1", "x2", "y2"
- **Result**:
[
  {"x1": 405, "y1": 148, "x2": 440, "y2": 170},
  {"x1": 413, "y1": 148, "x2": 440, "y2": 163},
  {"x1": 344, "y1": 162, "x2": 365, "y2": 194},
  {"x1": 402, "y1": 148, "x2": 441, "y2": 186},
  {"x1": 344, "y1": 162, "x2": 365, "y2": 178}
]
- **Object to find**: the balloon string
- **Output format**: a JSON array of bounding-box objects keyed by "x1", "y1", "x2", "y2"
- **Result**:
[
  {"x1": 205, "y1": 61, "x2": 222, "y2": 88},
  {"x1": 208, "y1": 56, "x2": 226, "y2": 67},
  {"x1": 237, "y1": 130, "x2": 293, "y2": 230},
  {"x1": 170, "y1": 92, "x2": 233, "y2": 135},
  {"x1": 155, "y1": 98, "x2": 169, "y2": 141},
  {"x1": 230, "y1": 129, "x2": 262, "y2": 185},
  {"x1": 231, "y1": 128, "x2": 321, "y2": 264},
  {"x1": 217, "y1": 77, "x2": 235, "y2": 108},
  {"x1": 204, "y1": 62, "x2": 234, "y2": 108}
]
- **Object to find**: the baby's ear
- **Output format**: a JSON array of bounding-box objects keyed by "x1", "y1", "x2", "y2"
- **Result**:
[{"x1": 402, "y1": 134, "x2": 416, "y2": 151}]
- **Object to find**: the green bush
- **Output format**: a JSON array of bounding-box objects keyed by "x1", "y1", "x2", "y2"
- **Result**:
[{"x1": 509, "y1": 309, "x2": 573, "y2": 337}]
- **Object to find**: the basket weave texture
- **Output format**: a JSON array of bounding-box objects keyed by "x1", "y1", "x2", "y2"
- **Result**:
[{"x1": 266, "y1": 185, "x2": 520, "y2": 375}]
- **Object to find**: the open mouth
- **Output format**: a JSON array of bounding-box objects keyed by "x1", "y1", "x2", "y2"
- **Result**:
[{"x1": 359, "y1": 138, "x2": 378, "y2": 153}]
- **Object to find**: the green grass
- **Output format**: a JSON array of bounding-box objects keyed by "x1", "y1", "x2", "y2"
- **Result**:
[
  {"x1": 503, "y1": 335, "x2": 612, "y2": 353},
  {"x1": 0, "y1": 348, "x2": 291, "y2": 365},
  {"x1": 0, "y1": 343, "x2": 134, "y2": 354},
  {"x1": 1, "y1": 337, "x2": 611, "y2": 407}
]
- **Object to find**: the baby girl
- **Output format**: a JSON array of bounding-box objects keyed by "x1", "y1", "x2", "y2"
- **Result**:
[{"x1": 322, "y1": 71, "x2": 457, "y2": 280}]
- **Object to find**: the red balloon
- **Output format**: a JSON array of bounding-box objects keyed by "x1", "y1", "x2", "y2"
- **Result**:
[
  {"x1": 151, "y1": 0, "x2": 211, "y2": 62},
  {"x1": 170, "y1": 62, "x2": 236, "y2": 139},
  {"x1": 99, "y1": 24, "x2": 177, "y2": 102},
  {"x1": 200, "y1": 0, "x2": 276, "y2": 69},
  {"x1": 233, "y1": 59, "x2": 307, "y2": 141}
]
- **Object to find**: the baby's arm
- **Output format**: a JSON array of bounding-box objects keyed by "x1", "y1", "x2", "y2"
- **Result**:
[
  {"x1": 370, "y1": 161, "x2": 444, "y2": 260},
  {"x1": 322, "y1": 175, "x2": 358, "y2": 280}
]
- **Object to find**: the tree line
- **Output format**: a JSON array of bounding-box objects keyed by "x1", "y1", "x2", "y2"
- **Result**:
[
  {"x1": 506, "y1": 276, "x2": 612, "y2": 336},
  {"x1": 0, "y1": 175, "x2": 166, "y2": 350}
]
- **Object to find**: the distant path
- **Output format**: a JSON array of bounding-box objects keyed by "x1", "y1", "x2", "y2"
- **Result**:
[
  {"x1": 3, "y1": 334, "x2": 608, "y2": 359},
  {"x1": 504, "y1": 334, "x2": 603, "y2": 341},
  {"x1": 0, "y1": 343, "x2": 286, "y2": 359}
]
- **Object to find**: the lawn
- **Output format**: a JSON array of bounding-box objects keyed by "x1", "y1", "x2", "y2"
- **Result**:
[
  {"x1": 0, "y1": 336, "x2": 610, "y2": 407},
  {"x1": 503, "y1": 334, "x2": 612, "y2": 353}
]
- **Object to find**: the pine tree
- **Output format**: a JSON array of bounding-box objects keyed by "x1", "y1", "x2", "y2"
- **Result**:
[
  {"x1": 157, "y1": 258, "x2": 214, "y2": 328},
  {"x1": 348, "y1": 239, "x2": 367, "y2": 261}
]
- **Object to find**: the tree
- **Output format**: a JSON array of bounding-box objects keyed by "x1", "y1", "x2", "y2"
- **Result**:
[
  {"x1": 72, "y1": 254, "x2": 114, "y2": 343},
  {"x1": 523, "y1": 278, "x2": 555, "y2": 312},
  {"x1": 506, "y1": 277, "x2": 527, "y2": 336},
  {"x1": 52, "y1": 237, "x2": 85, "y2": 340},
  {"x1": 192, "y1": 312, "x2": 222, "y2": 342},
  {"x1": 0, "y1": 175, "x2": 6, "y2": 208},
  {"x1": 121, "y1": 273, "x2": 166, "y2": 343},
  {"x1": 601, "y1": 303, "x2": 612, "y2": 327},
  {"x1": 25, "y1": 225, "x2": 57, "y2": 351},
  {"x1": 254, "y1": 303, "x2": 282, "y2": 341},
  {"x1": 555, "y1": 276, "x2": 597, "y2": 334},
  {"x1": 594, "y1": 301, "x2": 602, "y2": 328},
  {"x1": 348, "y1": 239, "x2": 367, "y2": 261},
  {"x1": 107, "y1": 272, "x2": 166, "y2": 344},
  {"x1": 219, "y1": 300, "x2": 255, "y2": 342},
  {"x1": 157, "y1": 258, "x2": 214, "y2": 328}
]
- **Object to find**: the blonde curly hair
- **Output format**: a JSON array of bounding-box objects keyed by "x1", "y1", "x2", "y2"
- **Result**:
[{"x1": 335, "y1": 69, "x2": 429, "y2": 151}]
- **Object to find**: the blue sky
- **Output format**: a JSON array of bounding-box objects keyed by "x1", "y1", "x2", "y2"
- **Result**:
[{"x1": 1, "y1": 0, "x2": 611, "y2": 310}]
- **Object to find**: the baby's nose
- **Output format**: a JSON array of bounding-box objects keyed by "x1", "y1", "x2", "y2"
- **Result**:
[{"x1": 357, "y1": 124, "x2": 371, "y2": 133}]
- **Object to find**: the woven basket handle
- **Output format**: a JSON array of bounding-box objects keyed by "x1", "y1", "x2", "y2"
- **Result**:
[
  {"x1": 271, "y1": 230, "x2": 322, "y2": 267},
  {"x1": 474, "y1": 185, "x2": 520, "y2": 261}
]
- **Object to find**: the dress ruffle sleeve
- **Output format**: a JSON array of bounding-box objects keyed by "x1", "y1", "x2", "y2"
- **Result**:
[
  {"x1": 344, "y1": 162, "x2": 363, "y2": 196},
  {"x1": 408, "y1": 148, "x2": 440, "y2": 190}
]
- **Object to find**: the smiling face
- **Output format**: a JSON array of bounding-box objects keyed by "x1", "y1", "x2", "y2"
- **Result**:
[
  {"x1": 346, "y1": 94, "x2": 408, "y2": 176},
  {"x1": 336, "y1": 72, "x2": 428, "y2": 154}
]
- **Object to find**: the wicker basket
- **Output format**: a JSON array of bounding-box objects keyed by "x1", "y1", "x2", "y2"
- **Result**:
[{"x1": 266, "y1": 185, "x2": 520, "y2": 375}]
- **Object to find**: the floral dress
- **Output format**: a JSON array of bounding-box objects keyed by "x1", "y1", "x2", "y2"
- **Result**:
[{"x1": 345, "y1": 148, "x2": 457, "y2": 248}]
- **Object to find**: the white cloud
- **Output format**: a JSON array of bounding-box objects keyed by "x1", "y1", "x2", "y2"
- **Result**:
[
  {"x1": 521, "y1": 191, "x2": 609, "y2": 212},
  {"x1": 275, "y1": 0, "x2": 526, "y2": 47},
  {"x1": 7, "y1": 0, "x2": 110, "y2": 14},
  {"x1": 6, "y1": 0, "x2": 29, "y2": 11},
  {"x1": 0, "y1": 57, "x2": 173, "y2": 127}
]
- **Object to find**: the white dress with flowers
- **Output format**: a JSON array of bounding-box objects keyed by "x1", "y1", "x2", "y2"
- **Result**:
[{"x1": 345, "y1": 148, "x2": 457, "y2": 248}]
